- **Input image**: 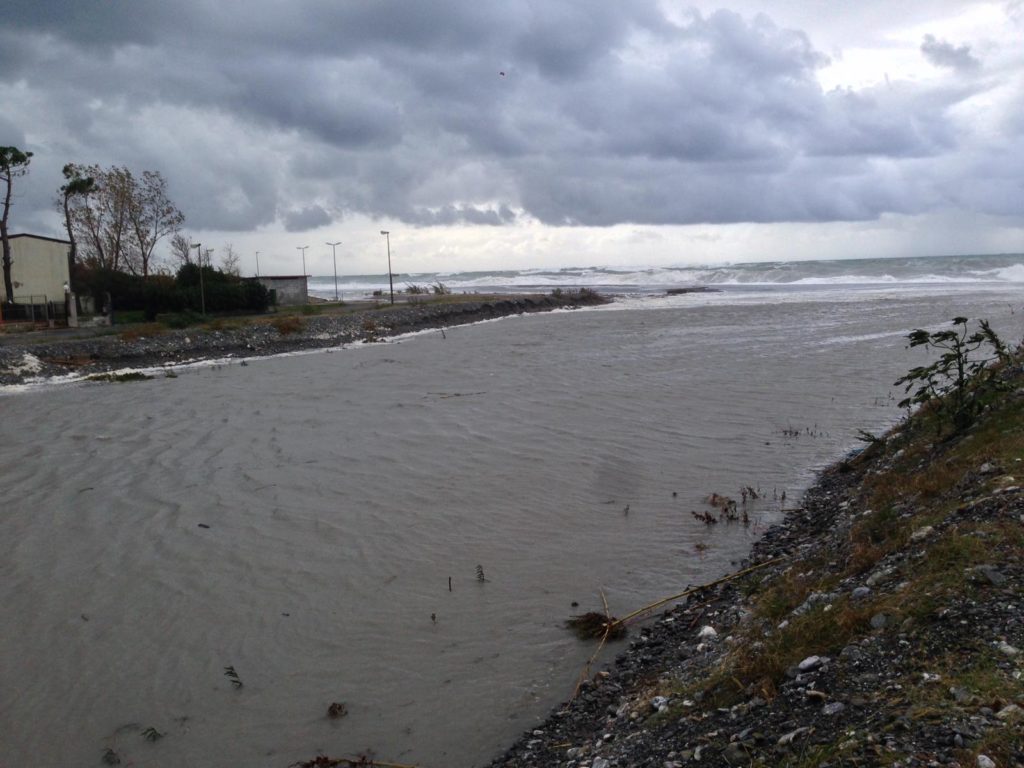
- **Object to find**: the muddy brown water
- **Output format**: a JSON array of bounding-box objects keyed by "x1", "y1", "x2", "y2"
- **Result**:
[{"x1": 1, "y1": 286, "x2": 1020, "y2": 767}]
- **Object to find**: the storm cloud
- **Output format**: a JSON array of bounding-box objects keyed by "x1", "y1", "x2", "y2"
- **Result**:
[{"x1": 1, "y1": 1, "x2": 1020, "y2": 237}]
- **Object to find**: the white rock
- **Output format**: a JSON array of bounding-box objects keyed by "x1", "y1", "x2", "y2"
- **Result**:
[
  {"x1": 650, "y1": 696, "x2": 669, "y2": 712},
  {"x1": 798, "y1": 655, "x2": 823, "y2": 672},
  {"x1": 977, "y1": 755, "x2": 996, "y2": 768},
  {"x1": 921, "y1": 672, "x2": 941, "y2": 683},
  {"x1": 697, "y1": 625, "x2": 718, "y2": 639},
  {"x1": 592, "y1": 758, "x2": 610, "y2": 768},
  {"x1": 778, "y1": 726, "x2": 811, "y2": 746},
  {"x1": 996, "y1": 703, "x2": 1022, "y2": 721},
  {"x1": 996, "y1": 640, "x2": 1020, "y2": 657},
  {"x1": 910, "y1": 526, "x2": 934, "y2": 541}
]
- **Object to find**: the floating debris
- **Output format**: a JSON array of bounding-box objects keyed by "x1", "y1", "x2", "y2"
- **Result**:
[{"x1": 566, "y1": 611, "x2": 627, "y2": 640}]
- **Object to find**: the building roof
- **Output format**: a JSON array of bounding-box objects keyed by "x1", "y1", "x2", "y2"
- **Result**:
[
  {"x1": 10, "y1": 232, "x2": 72, "y2": 245},
  {"x1": 243, "y1": 275, "x2": 309, "y2": 280}
]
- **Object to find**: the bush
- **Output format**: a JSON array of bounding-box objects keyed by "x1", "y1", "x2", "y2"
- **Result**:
[
  {"x1": 431, "y1": 282, "x2": 451, "y2": 295},
  {"x1": 405, "y1": 283, "x2": 426, "y2": 295},
  {"x1": 160, "y1": 310, "x2": 205, "y2": 329},
  {"x1": 895, "y1": 317, "x2": 1012, "y2": 434}
]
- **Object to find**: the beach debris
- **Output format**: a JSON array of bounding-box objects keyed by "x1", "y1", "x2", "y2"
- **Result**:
[
  {"x1": 327, "y1": 702, "x2": 349, "y2": 719},
  {"x1": 691, "y1": 509, "x2": 717, "y2": 525},
  {"x1": 694, "y1": 543, "x2": 709, "y2": 554},
  {"x1": 430, "y1": 613, "x2": 436, "y2": 624},
  {"x1": 289, "y1": 755, "x2": 419, "y2": 768},
  {"x1": 475, "y1": 564, "x2": 487, "y2": 582},
  {"x1": 197, "y1": 523, "x2": 210, "y2": 529},
  {"x1": 566, "y1": 612, "x2": 627, "y2": 641},
  {"x1": 623, "y1": 504, "x2": 630, "y2": 515},
  {"x1": 141, "y1": 726, "x2": 164, "y2": 742},
  {"x1": 102, "y1": 748, "x2": 121, "y2": 765},
  {"x1": 448, "y1": 576, "x2": 452, "y2": 592},
  {"x1": 223, "y1": 665, "x2": 244, "y2": 689}
]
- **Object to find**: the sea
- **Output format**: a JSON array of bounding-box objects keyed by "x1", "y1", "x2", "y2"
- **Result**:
[
  {"x1": 1, "y1": 252, "x2": 1023, "y2": 768},
  {"x1": 306, "y1": 253, "x2": 1024, "y2": 300}
]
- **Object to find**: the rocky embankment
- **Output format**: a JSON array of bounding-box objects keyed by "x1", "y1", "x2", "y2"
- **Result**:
[
  {"x1": 487, "y1": 385, "x2": 1024, "y2": 766},
  {"x1": 0, "y1": 293, "x2": 605, "y2": 386}
]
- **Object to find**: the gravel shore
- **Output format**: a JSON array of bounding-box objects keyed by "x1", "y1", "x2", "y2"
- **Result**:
[
  {"x1": 485, "y1": 397, "x2": 1024, "y2": 767},
  {"x1": 0, "y1": 293, "x2": 605, "y2": 386}
]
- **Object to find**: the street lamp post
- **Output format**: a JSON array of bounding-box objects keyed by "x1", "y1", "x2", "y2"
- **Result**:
[
  {"x1": 255, "y1": 250, "x2": 260, "y2": 278},
  {"x1": 326, "y1": 241, "x2": 341, "y2": 302},
  {"x1": 190, "y1": 242, "x2": 206, "y2": 315},
  {"x1": 380, "y1": 231, "x2": 394, "y2": 304},
  {"x1": 297, "y1": 245, "x2": 309, "y2": 277}
]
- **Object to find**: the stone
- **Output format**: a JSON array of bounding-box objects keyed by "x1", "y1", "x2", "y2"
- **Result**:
[
  {"x1": 592, "y1": 758, "x2": 610, "y2": 768},
  {"x1": 977, "y1": 756, "x2": 996, "y2": 768},
  {"x1": 851, "y1": 586, "x2": 871, "y2": 600},
  {"x1": 777, "y1": 727, "x2": 811, "y2": 746},
  {"x1": 650, "y1": 696, "x2": 669, "y2": 712},
  {"x1": 697, "y1": 625, "x2": 718, "y2": 639},
  {"x1": 974, "y1": 565, "x2": 1007, "y2": 587},
  {"x1": 910, "y1": 525, "x2": 934, "y2": 541},
  {"x1": 723, "y1": 743, "x2": 749, "y2": 762},
  {"x1": 870, "y1": 613, "x2": 888, "y2": 629},
  {"x1": 822, "y1": 702, "x2": 846, "y2": 716},
  {"x1": 996, "y1": 640, "x2": 1020, "y2": 656},
  {"x1": 978, "y1": 462, "x2": 998, "y2": 475},
  {"x1": 866, "y1": 568, "x2": 895, "y2": 588},
  {"x1": 996, "y1": 703, "x2": 1022, "y2": 721},
  {"x1": 798, "y1": 655, "x2": 823, "y2": 672},
  {"x1": 949, "y1": 686, "x2": 972, "y2": 704}
]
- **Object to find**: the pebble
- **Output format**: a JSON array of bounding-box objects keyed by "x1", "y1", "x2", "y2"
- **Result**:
[
  {"x1": 798, "y1": 655, "x2": 823, "y2": 672},
  {"x1": 909, "y1": 525, "x2": 934, "y2": 541},
  {"x1": 777, "y1": 726, "x2": 811, "y2": 746},
  {"x1": 697, "y1": 625, "x2": 718, "y2": 639},
  {"x1": 650, "y1": 696, "x2": 669, "y2": 712},
  {"x1": 996, "y1": 703, "x2": 1022, "y2": 721},
  {"x1": 822, "y1": 701, "x2": 846, "y2": 716},
  {"x1": 974, "y1": 565, "x2": 1007, "y2": 587},
  {"x1": 866, "y1": 568, "x2": 895, "y2": 587},
  {"x1": 851, "y1": 586, "x2": 871, "y2": 600},
  {"x1": 870, "y1": 613, "x2": 888, "y2": 629},
  {"x1": 592, "y1": 758, "x2": 610, "y2": 768},
  {"x1": 996, "y1": 640, "x2": 1020, "y2": 656},
  {"x1": 977, "y1": 755, "x2": 996, "y2": 768}
]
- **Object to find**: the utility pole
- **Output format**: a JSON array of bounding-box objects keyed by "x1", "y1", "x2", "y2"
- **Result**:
[
  {"x1": 191, "y1": 242, "x2": 206, "y2": 315},
  {"x1": 380, "y1": 231, "x2": 394, "y2": 305},
  {"x1": 326, "y1": 241, "x2": 341, "y2": 301}
]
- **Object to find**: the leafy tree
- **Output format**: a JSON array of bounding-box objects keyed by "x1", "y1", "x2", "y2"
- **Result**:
[
  {"x1": 1, "y1": 146, "x2": 33, "y2": 301},
  {"x1": 895, "y1": 317, "x2": 1012, "y2": 434},
  {"x1": 59, "y1": 164, "x2": 97, "y2": 280},
  {"x1": 64, "y1": 164, "x2": 183, "y2": 278},
  {"x1": 127, "y1": 170, "x2": 184, "y2": 278}
]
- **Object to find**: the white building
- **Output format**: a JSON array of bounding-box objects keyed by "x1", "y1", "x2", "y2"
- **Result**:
[{"x1": 1, "y1": 233, "x2": 71, "y2": 303}]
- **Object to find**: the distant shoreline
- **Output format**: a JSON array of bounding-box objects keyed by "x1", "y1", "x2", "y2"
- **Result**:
[{"x1": 0, "y1": 292, "x2": 609, "y2": 387}]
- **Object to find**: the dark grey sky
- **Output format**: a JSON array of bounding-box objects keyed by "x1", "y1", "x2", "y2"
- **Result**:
[{"x1": 1, "y1": 1, "x2": 1020, "y2": 272}]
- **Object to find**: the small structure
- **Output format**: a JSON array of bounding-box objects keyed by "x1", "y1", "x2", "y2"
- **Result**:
[
  {"x1": 246, "y1": 275, "x2": 308, "y2": 306},
  {"x1": 1, "y1": 233, "x2": 71, "y2": 303}
]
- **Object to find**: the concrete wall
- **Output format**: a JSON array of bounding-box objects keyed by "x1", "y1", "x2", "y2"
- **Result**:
[
  {"x1": 252, "y1": 276, "x2": 308, "y2": 305},
  {"x1": 1, "y1": 234, "x2": 70, "y2": 303}
]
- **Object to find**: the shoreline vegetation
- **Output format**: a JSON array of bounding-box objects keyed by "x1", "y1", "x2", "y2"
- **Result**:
[{"x1": 0, "y1": 290, "x2": 608, "y2": 387}]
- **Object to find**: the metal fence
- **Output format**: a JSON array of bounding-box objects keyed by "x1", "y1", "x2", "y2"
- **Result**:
[{"x1": 1, "y1": 295, "x2": 68, "y2": 324}]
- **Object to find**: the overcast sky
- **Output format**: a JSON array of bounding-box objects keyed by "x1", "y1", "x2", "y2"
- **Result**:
[{"x1": 2, "y1": 1, "x2": 1022, "y2": 276}]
